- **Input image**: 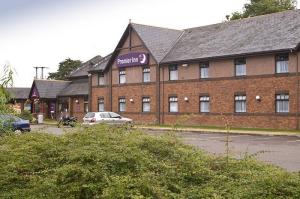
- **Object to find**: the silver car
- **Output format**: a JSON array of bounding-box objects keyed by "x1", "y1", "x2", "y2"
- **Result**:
[{"x1": 83, "y1": 112, "x2": 132, "y2": 125}]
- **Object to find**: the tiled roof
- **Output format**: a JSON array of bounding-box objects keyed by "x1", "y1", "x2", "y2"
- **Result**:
[
  {"x1": 33, "y1": 79, "x2": 71, "y2": 99},
  {"x1": 58, "y1": 79, "x2": 88, "y2": 96},
  {"x1": 89, "y1": 53, "x2": 112, "y2": 72},
  {"x1": 6, "y1": 87, "x2": 30, "y2": 99},
  {"x1": 162, "y1": 9, "x2": 300, "y2": 63},
  {"x1": 69, "y1": 55, "x2": 102, "y2": 78},
  {"x1": 131, "y1": 23, "x2": 183, "y2": 62}
]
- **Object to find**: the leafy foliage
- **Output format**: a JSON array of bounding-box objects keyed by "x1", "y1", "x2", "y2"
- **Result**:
[
  {"x1": 226, "y1": 0, "x2": 297, "y2": 20},
  {"x1": 48, "y1": 58, "x2": 82, "y2": 80},
  {"x1": 0, "y1": 125, "x2": 300, "y2": 198},
  {"x1": 18, "y1": 110, "x2": 33, "y2": 122}
]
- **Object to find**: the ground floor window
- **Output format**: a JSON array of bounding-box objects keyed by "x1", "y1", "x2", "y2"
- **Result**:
[
  {"x1": 84, "y1": 96, "x2": 89, "y2": 113},
  {"x1": 235, "y1": 95, "x2": 246, "y2": 113},
  {"x1": 169, "y1": 97, "x2": 178, "y2": 112},
  {"x1": 119, "y1": 98, "x2": 126, "y2": 112},
  {"x1": 98, "y1": 97, "x2": 104, "y2": 112},
  {"x1": 276, "y1": 93, "x2": 289, "y2": 113},
  {"x1": 142, "y1": 97, "x2": 150, "y2": 112},
  {"x1": 200, "y1": 96, "x2": 210, "y2": 113}
]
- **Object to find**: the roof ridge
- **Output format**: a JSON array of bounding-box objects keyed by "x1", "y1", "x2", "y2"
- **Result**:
[
  {"x1": 131, "y1": 22, "x2": 182, "y2": 32},
  {"x1": 36, "y1": 79, "x2": 71, "y2": 82},
  {"x1": 185, "y1": 9, "x2": 300, "y2": 31}
]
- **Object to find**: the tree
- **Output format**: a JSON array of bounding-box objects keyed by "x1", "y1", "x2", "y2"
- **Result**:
[
  {"x1": 0, "y1": 64, "x2": 14, "y2": 110},
  {"x1": 226, "y1": 0, "x2": 297, "y2": 21},
  {"x1": 48, "y1": 58, "x2": 82, "y2": 80}
]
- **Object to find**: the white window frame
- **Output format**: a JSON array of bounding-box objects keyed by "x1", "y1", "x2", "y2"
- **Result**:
[
  {"x1": 169, "y1": 65, "x2": 178, "y2": 81},
  {"x1": 119, "y1": 98, "x2": 126, "y2": 112},
  {"x1": 235, "y1": 58, "x2": 246, "y2": 76},
  {"x1": 142, "y1": 97, "x2": 151, "y2": 112},
  {"x1": 235, "y1": 95, "x2": 246, "y2": 113},
  {"x1": 200, "y1": 62, "x2": 209, "y2": 79},
  {"x1": 169, "y1": 97, "x2": 178, "y2": 113},
  {"x1": 98, "y1": 73, "x2": 105, "y2": 85},
  {"x1": 276, "y1": 93, "x2": 289, "y2": 113},
  {"x1": 119, "y1": 70, "x2": 126, "y2": 84},
  {"x1": 200, "y1": 96, "x2": 210, "y2": 113},
  {"x1": 143, "y1": 67, "x2": 150, "y2": 83},
  {"x1": 276, "y1": 54, "x2": 289, "y2": 74},
  {"x1": 98, "y1": 98, "x2": 104, "y2": 112}
]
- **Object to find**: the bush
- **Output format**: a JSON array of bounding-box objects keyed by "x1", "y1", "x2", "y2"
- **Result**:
[
  {"x1": 18, "y1": 110, "x2": 33, "y2": 122},
  {"x1": 0, "y1": 125, "x2": 299, "y2": 198}
]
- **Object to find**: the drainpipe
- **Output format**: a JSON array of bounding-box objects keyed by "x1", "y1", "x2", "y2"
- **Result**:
[
  {"x1": 156, "y1": 63, "x2": 161, "y2": 124},
  {"x1": 296, "y1": 50, "x2": 299, "y2": 130},
  {"x1": 88, "y1": 74, "x2": 92, "y2": 112},
  {"x1": 162, "y1": 65, "x2": 165, "y2": 124}
]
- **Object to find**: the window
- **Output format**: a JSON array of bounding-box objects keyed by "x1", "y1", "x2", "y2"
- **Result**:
[
  {"x1": 84, "y1": 96, "x2": 89, "y2": 113},
  {"x1": 235, "y1": 58, "x2": 246, "y2": 76},
  {"x1": 119, "y1": 69, "x2": 126, "y2": 84},
  {"x1": 200, "y1": 96, "x2": 210, "y2": 113},
  {"x1": 169, "y1": 65, "x2": 178, "y2": 80},
  {"x1": 169, "y1": 97, "x2": 178, "y2": 112},
  {"x1": 276, "y1": 93, "x2": 289, "y2": 113},
  {"x1": 98, "y1": 73, "x2": 105, "y2": 85},
  {"x1": 143, "y1": 67, "x2": 150, "y2": 82},
  {"x1": 98, "y1": 97, "x2": 104, "y2": 112},
  {"x1": 142, "y1": 97, "x2": 150, "y2": 112},
  {"x1": 276, "y1": 54, "x2": 289, "y2": 73},
  {"x1": 235, "y1": 95, "x2": 246, "y2": 113},
  {"x1": 200, "y1": 62, "x2": 209, "y2": 79},
  {"x1": 119, "y1": 98, "x2": 126, "y2": 112}
]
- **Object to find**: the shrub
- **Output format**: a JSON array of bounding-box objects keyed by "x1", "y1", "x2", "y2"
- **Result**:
[
  {"x1": 0, "y1": 125, "x2": 299, "y2": 198},
  {"x1": 18, "y1": 110, "x2": 33, "y2": 122}
]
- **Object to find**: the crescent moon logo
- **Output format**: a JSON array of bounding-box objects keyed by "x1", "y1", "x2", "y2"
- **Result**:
[{"x1": 140, "y1": 54, "x2": 147, "y2": 64}]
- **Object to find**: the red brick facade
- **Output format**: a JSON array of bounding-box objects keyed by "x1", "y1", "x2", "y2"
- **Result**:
[{"x1": 90, "y1": 25, "x2": 300, "y2": 130}]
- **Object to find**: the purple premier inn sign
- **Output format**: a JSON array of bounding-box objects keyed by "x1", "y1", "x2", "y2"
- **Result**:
[{"x1": 117, "y1": 52, "x2": 149, "y2": 67}]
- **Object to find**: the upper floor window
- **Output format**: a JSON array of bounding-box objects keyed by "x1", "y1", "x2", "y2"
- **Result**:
[
  {"x1": 119, "y1": 98, "x2": 126, "y2": 112},
  {"x1": 142, "y1": 97, "x2": 150, "y2": 112},
  {"x1": 119, "y1": 69, "x2": 126, "y2": 84},
  {"x1": 98, "y1": 97, "x2": 104, "y2": 112},
  {"x1": 143, "y1": 67, "x2": 150, "y2": 83},
  {"x1": 98, "y1": 73, "x2": 105, "y2": 85},
  {"x1": 276, "y1": 93, "x2": 289, "y2": 113},
  {"x1": 200, "y1": 62, "x2": 209, "y2": 79},
  {"x1": 235, "y1": 58, "x2": 246, "y2": 76},
  {"x1": 276, "y1": 54, "x2": 289, "y2": 73},
  {"x1": 169, "y1": 65, "x2": 178, "y2": 80},
  {"x1": 200, "y1": 96, "x2": 210, "y2": 113},
  {"x1": 235, "y1": 94, "x2": 246, "y2": 113},
  {"x1": 169, "y1": 96, "x2": 178, "y2": 112}
]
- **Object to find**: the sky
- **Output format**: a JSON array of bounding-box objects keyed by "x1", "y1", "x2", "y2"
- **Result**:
[{"x1": 0, "y1": 0, "x2": 296, "y2": 87}]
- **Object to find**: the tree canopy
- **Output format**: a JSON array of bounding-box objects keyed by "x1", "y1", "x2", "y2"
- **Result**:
[
  {"x1": 226, "y1": 0, "x2": 297, "y2": 21},
  {"x1": 48, "y1": 58, "x2": 82, "y2": 80}
]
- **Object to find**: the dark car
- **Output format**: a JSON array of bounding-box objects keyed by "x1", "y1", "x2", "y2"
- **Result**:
[{"x1": 0, "y1": 114, "x2": 31, "y2": 133}]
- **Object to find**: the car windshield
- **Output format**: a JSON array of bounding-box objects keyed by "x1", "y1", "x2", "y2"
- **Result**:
[
  {"x1": 109, "y1": 112, "x2": 121, "y2": 118},
  {"x1": 84, "y1": 112, "x2": 95, "y2": 118}
]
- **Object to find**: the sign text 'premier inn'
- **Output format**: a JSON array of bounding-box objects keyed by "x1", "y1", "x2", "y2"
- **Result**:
[{"x1": 117, "y1": 52, "x2": 149, "y2": 68}]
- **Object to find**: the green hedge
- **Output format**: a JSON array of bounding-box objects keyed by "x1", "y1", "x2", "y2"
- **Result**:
[
  {"x1": 0, "y1": 125, "x2": 299, "y2": 198},
  {"x1": 18, "y1": 110, "x2": 33, "y2": 122}
]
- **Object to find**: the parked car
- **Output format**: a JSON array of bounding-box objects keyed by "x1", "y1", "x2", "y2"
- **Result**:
[
  {"x1": 0, "y1": 114, "x2": 31, "y2": 133},
  {"x1": 83, "y1": 112, "x2": 132, "y2": 125}
]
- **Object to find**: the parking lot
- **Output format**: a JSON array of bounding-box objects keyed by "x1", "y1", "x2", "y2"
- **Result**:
[{"x1": 31, "y1": 124, "x2": 300, "y2": 172}]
